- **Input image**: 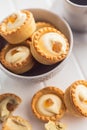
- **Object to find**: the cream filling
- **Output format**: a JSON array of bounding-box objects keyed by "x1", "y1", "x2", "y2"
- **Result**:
[
  {"x1": 75, "y1": 85, "x2": 87, "y2": 109},
  {"x1": 5, "y1": 46, "x2": 30, "y2": 64},
  {"x1": 0, "y1": 97, "x2": 17, "y2": 121},
  {"x1": 5, "y1": 118, "x2": 30, "y2": 130},
  {"x1": 39, "y1": 32, "x2": 67, "y2": 55},
  {"x1": 6, "y1": 11, "x2": 26, "y2": 31},
  {"x1": 45, "y1": 121, "x2": 66, "y2": 130},
  {"x1": 0, "y1": 98, "x2": 10, "y2": 121},
  {"x1": 37, "y1": 94, "x2": 62, "y2": 116}
]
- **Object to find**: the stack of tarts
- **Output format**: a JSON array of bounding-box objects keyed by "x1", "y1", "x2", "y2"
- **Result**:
[
  {"x1": 0, "y1": 10, "x2": 36, "y2": 74},
  {"x1": 0, "y1": 9, "x2": 70, "y2": 75}
]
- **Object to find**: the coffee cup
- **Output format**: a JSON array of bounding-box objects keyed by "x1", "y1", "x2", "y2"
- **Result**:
[{"x1": 63, "y1": 0, "x2": 87, "y2": 32}]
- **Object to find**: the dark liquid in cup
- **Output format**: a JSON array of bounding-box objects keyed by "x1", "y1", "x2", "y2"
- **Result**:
[{"x1": 69, "y1": 0, "x2": 87, "y2": 5}]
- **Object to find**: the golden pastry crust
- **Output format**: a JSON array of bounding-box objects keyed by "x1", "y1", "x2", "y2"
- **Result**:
[
  {"x1": 0, "y1": 41, "x2": 35, "y2": 74},
  {"x1": 30, "y1": 27, "x2": 69, "y2": 65},
  {"x1": 36, "y1": 22, "x2": 54, "y2": 30},
  {"x1": 2, "y1": 116, "x2": 32, "y2": 130},
  {"x1": 45, "y1": 120, "x2": 66, "y2": 130},
  {"x1": 64, "y1": 86, "x2": 82, "y2": 116},
  {"x1": 31, "y1": 86, "x2": 66, "y2": 121},
  {"x1": 0, "y1": 93, "x2": 22, "y2": 122},
  {"x1": 0, "y1": 10, "x2": 36, "y2": 44},
  {"x1": 64, "y1": 80, "x2": 87, "y2": 117}
]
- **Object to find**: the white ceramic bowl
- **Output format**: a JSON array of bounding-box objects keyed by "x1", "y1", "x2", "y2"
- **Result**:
[{"x1": 0, "y1": 8, "x2": 73, "y2": 82}]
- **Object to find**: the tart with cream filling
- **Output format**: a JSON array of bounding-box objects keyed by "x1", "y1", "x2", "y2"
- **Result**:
[
  {"x1": 30, "y1": 27, "x2": 69, "y2": 65},
  {"x1": 0, "y1": 93, "x2": 22, "y2": 122},
  {"x1": 2, "y1": 116, "x2": 32, "y2": 130},
  {"x1": 64, "y1": 80, "x2": 87, "y2": 117},
  {"x1": 0, "y1": 10, "x2": 36, "y2": 44},
  {"x1": 31, "y1": 87, "x2": 66, "y2": 121},
  {"x1": 0, "y1": 41, "x2": 35, "y2": 74}
]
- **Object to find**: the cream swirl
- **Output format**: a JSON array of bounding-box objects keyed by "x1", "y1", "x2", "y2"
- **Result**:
[
  {"x1": 37, "y1": 94, "x2": 62, "y2": 116},
  {"x1": 39, "y1": 32, "x2": 67, "y2": 55},
  {"x1": 5, "y1": 46, "x2": 30, "y2": 64},
  {"x1": 6, "y1": 11, "x2": 26, "y2": 31}
]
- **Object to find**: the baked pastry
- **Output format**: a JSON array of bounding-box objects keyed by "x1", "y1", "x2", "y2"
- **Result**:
[
  {"x1": 31, "y1": 86, "x2": 66, "y2": 121},
  {"x1": 0, "y1": 41, "x2": 35, "y2": 74},
  {"x1": 36, "y1": 22, "x2": 54, "y2": 30},
  {"x1": 0, "y1": 93, "x2": 22, "y2": 122},
  {"x1": 0, "y1": 10, "x2": 36, "y2": 44},
  {"x1": 2, "y1": 116, "x2": 32, "y2": 130},
  {"x1": 64, "y1": 80, "x2": 87, "y2": 117},
  {"x1": 30, "y1": 27, "x2": 69, "y2": 65},
  {"x1": 45, "y1": 120, "x2": 66, "y2": 130}
]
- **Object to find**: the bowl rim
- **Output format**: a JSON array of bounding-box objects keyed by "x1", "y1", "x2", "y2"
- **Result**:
[{"x1": 0, "y1": 8, "x2": 73, "y2": 80}]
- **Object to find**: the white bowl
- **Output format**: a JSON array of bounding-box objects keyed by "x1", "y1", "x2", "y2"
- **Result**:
[{"x1": 0, "y1": 8, "x2": 73, "y2": 82}]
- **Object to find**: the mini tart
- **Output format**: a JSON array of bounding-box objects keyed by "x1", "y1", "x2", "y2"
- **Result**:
[
  {"x1": 45, "y1": 120, "x2": 66, "y2": 130},
  {"x1": 0, "y1": 41, "x2": 35, "y2": 74},
  {"x1": 2, "y1": 116, "x2": 32, "y2": 130},
  {"x1": 30, "y1": 27, "x2": 69, "y2": 65},
  {"x1": 64, "y1": 80, "x2": 87, "y2": 117},
  {"x1": 31, "y1": 86, "x2": 66, "y2": 121},
  {"x1": 0, "y1": 93, "x2": 22, "y2": 122},
  {"x1": 36, "y1": 22, "x2": 54, "y2": 30},
  {"x1": 0, "y1": 10, "x2": 36, "y2": 44}
]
